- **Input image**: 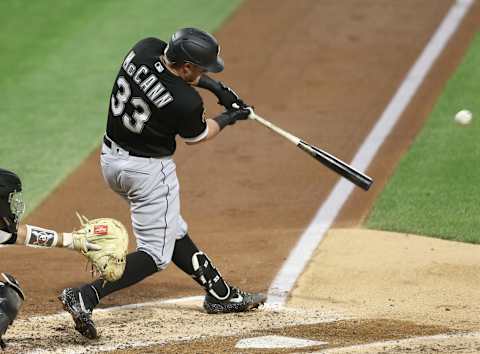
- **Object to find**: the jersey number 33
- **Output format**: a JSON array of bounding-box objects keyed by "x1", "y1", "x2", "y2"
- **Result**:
[{"x1": 111, "y1": 76, "x2": 151, "y2": 134}]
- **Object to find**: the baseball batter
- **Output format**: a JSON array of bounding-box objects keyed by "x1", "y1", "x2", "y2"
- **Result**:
[{"x1": 58, "y1": 28, "x2": 266, "y2": 340}]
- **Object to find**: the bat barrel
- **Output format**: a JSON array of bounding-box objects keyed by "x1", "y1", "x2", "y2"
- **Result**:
[{"x1": 298, "y1": 141, "x2": 373, "y2": 191}]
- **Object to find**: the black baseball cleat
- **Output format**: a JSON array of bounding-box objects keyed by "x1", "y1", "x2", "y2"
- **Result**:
[
  {"x1": 58, "y1": 288, "x2": 97, "y2": 339},
  {"x1": 203, "y1": 287, "x2": 267, "y2": 314}
]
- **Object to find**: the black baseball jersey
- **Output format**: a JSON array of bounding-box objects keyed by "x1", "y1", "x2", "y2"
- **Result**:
[{"x1": 106, "y1": 38, "x2": 207, "y2": 157}]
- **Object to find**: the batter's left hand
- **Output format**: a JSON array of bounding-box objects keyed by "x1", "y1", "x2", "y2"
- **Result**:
[
  {"x1": 197, "y1": 75, "x2": 250, "y2": 110},
  {"x1": 216, "y1": 82, "x2": 249, "y2": 109}
]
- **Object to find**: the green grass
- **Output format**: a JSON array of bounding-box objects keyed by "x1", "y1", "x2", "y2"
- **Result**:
[
  {"x1": 0, "y1": 0, "x2": 241, "y2": 215},
  {"x1": 366, "y1": 32, "x2": 480, "y2": 243}
]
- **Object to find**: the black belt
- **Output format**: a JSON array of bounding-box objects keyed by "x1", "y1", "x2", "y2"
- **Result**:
[{"x1": 103, "y1": 136, "x2": 150, "y2": 158}]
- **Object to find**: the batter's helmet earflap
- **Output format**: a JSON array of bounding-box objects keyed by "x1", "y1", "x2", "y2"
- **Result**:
[
  {"x1": 0, "y1": 273, "x2": 24, "y2": 350},
  {"x1": 165, "y1": 27, "x2": 224, "y2": 73},
  {"x1": 0, "y1": 169, "x2": 25, "y2": 235}
]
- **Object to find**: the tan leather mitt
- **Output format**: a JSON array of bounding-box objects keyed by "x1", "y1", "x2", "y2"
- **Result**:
[{"x1": 73, "y1": 214, "x2": 128, "y2": 283}]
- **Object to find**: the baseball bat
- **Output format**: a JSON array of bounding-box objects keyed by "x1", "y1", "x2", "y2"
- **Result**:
[{"x1": 248, "y1": 110, "x2": 373, "y2": 191}]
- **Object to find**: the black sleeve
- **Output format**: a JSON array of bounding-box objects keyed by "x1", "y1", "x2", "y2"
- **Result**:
[
  {"x1": 177, "y1": 102, "x2": 208, "y2": 142},
  {"x1": 133, "y1": 37, "x2": 166, "y2": 51}
]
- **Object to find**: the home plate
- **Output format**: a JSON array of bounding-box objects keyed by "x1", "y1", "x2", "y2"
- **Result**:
[{"x1": 235, "y1": 335, "x2": 328, "y2": 349}]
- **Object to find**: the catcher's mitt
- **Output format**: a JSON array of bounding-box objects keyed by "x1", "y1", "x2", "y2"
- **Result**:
[{"x1": 73, "y1": 214, "x2": 128, "y2": 283}]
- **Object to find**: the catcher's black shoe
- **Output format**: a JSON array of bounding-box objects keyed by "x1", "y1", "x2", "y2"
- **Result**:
[
  {"x1": 58, "y1": 288, "x2": 97, "y2": 339},
  {"x1": 203, "y1": 287, "x2": 267, "y2": 314}
]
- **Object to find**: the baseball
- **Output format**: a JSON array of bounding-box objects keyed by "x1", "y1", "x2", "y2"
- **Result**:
[{"x1": 454, "y1": 110, "x2": 473, "y2": 125}]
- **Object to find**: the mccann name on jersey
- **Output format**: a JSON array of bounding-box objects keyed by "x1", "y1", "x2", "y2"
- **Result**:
[{"x1": 122, "y1": 50, "x2": 173, "y2": 109}]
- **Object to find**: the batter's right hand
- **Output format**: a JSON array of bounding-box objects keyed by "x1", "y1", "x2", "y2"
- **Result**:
[
  {"x1": 226, "y1": 107, "x2": 251, "y2": 124},
  {"x1": 213, "y1": 107, "x2": 251, "y2": 130}
]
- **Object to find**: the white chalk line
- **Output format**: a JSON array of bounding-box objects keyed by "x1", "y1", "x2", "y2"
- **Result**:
[
  {"x1": 266, "y1": 0, "x2": 474, "y2": 306},
  {"x1": 24, "y1": 295, "x2": 205, "y2": 323},
  {"x1": 30, "y1": 329, "x2": 477, "y2": 354},
  {"x1": 313, "y1": 331, "x2": 480, "y2": 353},
  {"x1": 23, "y1": 295, "x2": 323, "y2": 324}
]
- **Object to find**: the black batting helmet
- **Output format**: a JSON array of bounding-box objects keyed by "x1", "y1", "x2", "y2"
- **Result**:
[
  {"x1": 165, "y1": 27, "x2": 224, "y2": 73},
  {"x1": 0, "y1": 169, "x2": 24, "y2": 234}
]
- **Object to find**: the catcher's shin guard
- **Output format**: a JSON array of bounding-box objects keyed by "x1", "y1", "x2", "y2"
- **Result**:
[
  {"x1": 0, "y1": 315, "x2": 8, "y2": 350},
  {"x1": 0, "y1": 273, "x2": 25, "y2": 349}
]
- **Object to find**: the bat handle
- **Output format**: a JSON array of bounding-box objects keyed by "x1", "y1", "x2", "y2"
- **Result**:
[{"x1": 249, "y1": 110, "x2": 301, "y2": 145}]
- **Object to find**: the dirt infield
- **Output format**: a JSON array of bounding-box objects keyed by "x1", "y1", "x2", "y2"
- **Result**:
[
  {"x1": 291, "y1": 229, "x2": 480, "y2": 330},
  {"x1": 4, "y1": 231, "x2": 480, "y2": 353},
  {"x1": 2, "y1": 0, "x2": 480, "y2": 352}
]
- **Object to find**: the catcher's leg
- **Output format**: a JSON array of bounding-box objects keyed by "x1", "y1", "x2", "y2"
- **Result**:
[
  {"x1": 172, "y1": 234, "x2": 266, "y2": 314},
  {"x1": 0, "y1": 273, "x2": 24, "y2": 349}
]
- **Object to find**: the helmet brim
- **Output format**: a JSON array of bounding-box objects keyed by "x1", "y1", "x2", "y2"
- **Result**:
[{"x1": 205, "y1": 56, "x2": 224, "y2": 73}]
